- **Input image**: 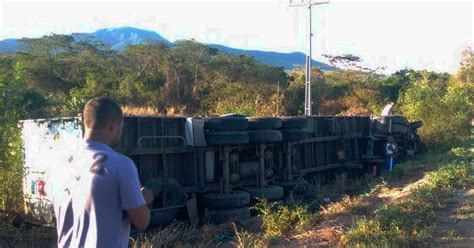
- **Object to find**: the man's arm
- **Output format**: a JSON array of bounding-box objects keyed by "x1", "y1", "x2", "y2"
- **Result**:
[
  {"x1": 127, "y1": 187, "x2": 153, "y2": 230},
  {"x1": 117, "y1": 158, "x2": 152, "y2": 230},
  {"x1": 127, "y1": 205, "x2": 150, "y2": 231}
]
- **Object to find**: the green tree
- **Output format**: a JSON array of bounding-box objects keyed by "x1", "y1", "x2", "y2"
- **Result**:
[
  {"x1": 398, "y1": 78, "x2": 472, "y2": 147},
  {"x1": 457, "y1": 47, "x2": 474, "y2": 84},
  {"x1": 0, "y1": 66, "x2": 25, "y2": 213}
]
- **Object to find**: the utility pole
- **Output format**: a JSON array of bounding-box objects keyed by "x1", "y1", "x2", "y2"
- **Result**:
[{"x1": 290, "y1": 0, "x2": 329, "y2": 116}]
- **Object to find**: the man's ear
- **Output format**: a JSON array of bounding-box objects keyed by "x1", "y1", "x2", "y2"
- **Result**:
[
  {"x1": 107, "y1": 120, "x2": 118, "y2": 132},
  {"x1": 111, "y1": 120, "x2": 121, "y2": 131}
]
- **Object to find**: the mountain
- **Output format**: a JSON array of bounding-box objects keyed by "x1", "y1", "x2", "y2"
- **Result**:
[
  {"x1": 0, "y1": 27, "x2": 335, "y2": 71},
  {"x1": 0, "y1": 39, "x2": 20, "y2": 53},
  {"x1": 209, "y1": 44, "x2": 335, "y2": 71},
  {"x1": 87, "y1": 27, "x2": 171, "y2": 50}
]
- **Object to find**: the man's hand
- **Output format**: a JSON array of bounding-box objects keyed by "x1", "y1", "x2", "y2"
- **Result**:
[{"x1": 141, "y1": 187, "x2": 154, "y2": 205}]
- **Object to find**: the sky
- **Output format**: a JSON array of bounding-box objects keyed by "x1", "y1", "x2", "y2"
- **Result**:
[{"x1": 0, "y1": 0, "x2": 472, "y2": 73}]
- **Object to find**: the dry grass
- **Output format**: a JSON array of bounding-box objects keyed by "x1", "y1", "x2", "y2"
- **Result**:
[
  {"x1": 121, "y1": 105, "x2": 188, "y2": 116},
  {"x1": 130, "y1": 218, "x2": 265, "y2": 248},
  {"x1": 130, "y1": 222, "x2": 205, "y2": 248},
  {"x1": 165, "y1": 106, "x2": 188, "y2": 116},
  {"x1": 441, "y1": 229, "x2": 466, "y2": 241},
  {"x1": 453, "y1": 190, "x2": 474, "y2": 220},
  {"x1": 122, "y1": 106, "x2": 161, "y2": 116},
  {"x1": 232, "y1": 223, "x2": 266, "y2": 248},
  {"x1": 321, "y1": 195, "x2": 373, "y2": 217}
]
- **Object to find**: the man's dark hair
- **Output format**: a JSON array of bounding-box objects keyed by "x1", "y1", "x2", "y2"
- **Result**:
[{"x1": 83, "y1": 97, "x2": 123, "y2": 129}]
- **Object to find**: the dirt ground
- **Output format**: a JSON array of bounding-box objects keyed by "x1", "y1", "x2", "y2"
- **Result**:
[
  {"x1": 270, "y1": 171, "x2": 474, "y2": 248},
  {"x1": 0, "y1": 219, "x2": 56, "y2": 248},
  {"x1": 432, "y1": 188, "x2": 474, "y2": 247}
]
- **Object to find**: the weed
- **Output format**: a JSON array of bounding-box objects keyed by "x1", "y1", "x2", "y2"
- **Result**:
[
  {"x1": 389, "y1": 165, "x2": 405, "y2": 180},
  {"x1": 443, "y1": 229, "x2": 465, "y2": 241},
  {"x1": 321, "y1": 195, "x2": 371, "y2": 217},
  {"x1": 130, "y1": 222, "x2": 196, "y2": 248},
  {"x1": 232, "y1": 223, "x2": 264, "y2": 248},
  {"x1": 253, "y1": 199, "x2": 315, "y2": 239}
]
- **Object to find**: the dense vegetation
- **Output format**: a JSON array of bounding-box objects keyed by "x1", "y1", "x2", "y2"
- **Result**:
[{"x1": 0, "y1": 35, "x2": 472, "y2": 213}]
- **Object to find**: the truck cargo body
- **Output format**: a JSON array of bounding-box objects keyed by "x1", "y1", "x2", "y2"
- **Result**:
[{"x1": 20, "y1": 114, "x2": 420, "y2": 226}]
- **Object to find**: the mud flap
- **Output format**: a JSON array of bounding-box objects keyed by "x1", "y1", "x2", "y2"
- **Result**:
[{"x1": 186, "y1": 193, "x2": 199, "y2": 226}]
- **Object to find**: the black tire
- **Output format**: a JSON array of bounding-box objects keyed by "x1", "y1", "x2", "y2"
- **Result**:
[
  {"x1": 206, "y1": 207, "x2": 250, "y2": 224},
  {"x1": 248, "y1": 117, "x2": 282, "y2": 130},
  {"x1": 201, "y1": 191, "x2": 250, "y2": 209},
  {"x1": 391, "y1": 124, "x2": 408, "y2": 134},
  {"x1": 248, "y1": 130, "x2": 282, "y2": 143},
  {"x1": 281, "y1": 129, "x2": 308, "y2": 141},
  {"x1": 243, "y1": 185, "x2": 284, "y2": 200},
  {"x1": 220, "y1": 113, "x2": 246, "y2": 118},
  {"x1": 375, "y1": 121, "x2": 389, "y2": 133},
  {"x1": 205, "y1": 131, "x2": 249, "y2": 146},
  {"x1": 281, "y1": 117, "x2": 308, "y2": 129},
  {"x1": 388, "y1": 116, "x2": 409, "y2": 126},
  {"x1": 410, "y1": 120, "x2": 423, "y2": 129},
  {"x1": 375, "y1": 122, "x2": 408, "y2": 134},
  {"x1": 144, "y1": 177, "x2": 186, "y2": 227},
  {"x1": 204, "y1": 116, "x2": 248, "y2": 131}
]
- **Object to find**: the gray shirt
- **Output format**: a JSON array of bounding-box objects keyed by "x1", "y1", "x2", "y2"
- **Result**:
[
  {"x1": 52, "y1": 141, "x2": 145, "y2": 247},
  {"x1": 381, "y1": 104, "x2": 394, "y2": 116}
]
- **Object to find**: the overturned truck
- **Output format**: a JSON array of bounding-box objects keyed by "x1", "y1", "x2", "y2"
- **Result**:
[{"x1": 21, "y1": 114, "x2": 422, "y2": 226}]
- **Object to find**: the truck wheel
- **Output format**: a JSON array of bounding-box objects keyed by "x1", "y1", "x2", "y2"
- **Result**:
[
  {"x1": 281, "y1": 117, "x2": 308, "y2": 129},
  {"x1": 243, "y1": 185, "x2": 284, "y2": 200},
  {"x1": 375, "y1": 121, "x2": 389, "y2": 133},
  {"x1": 281, "y1": 129, "x2": 308, "y2": 141},
  {"x1": 248, "y1": 117, "x2": 282, "y2": 130},
  {"x1": 144, "y1": 177, "x2": 186, "y2": 227},
  {"x1": 248, "y1": 130, "x2": 282, "y2": 143},
  {"x1": 205, "y1": 131, "x2": 249, "y2": 146},
  {"x1": 391, "y1": 124, "x2": 408, "y2": 134},
  {"x1": 201, "y1": 190, "x2": 250, "y2": 209},
  {"x1": 206, "y1": 206, "x2": 250, "y2": 224},
  {"x1": 204, "y1": 116, "x2": 248, "y2": 131},
  {"x1": 381, "y1": 116, "x2": 409, "y2": 125},
  {"x1": 410, "y1": 120, "x2": 423, "y2": 129}
]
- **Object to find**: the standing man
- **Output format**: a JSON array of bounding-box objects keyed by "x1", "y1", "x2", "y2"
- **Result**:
[
  {"x1": 381, "y1": 102, "x2": 395, "y2": 116},
  {"x1": 51, "y1": 97, "x2": 153, "y2": 247},
  {"x1": 385, "y1": 136, "x2": 398, "y2": 172}
]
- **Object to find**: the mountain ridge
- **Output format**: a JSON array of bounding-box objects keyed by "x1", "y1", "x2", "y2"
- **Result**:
[{"x1": 0, "y1": 27, "x2": 335, "y2": 71}]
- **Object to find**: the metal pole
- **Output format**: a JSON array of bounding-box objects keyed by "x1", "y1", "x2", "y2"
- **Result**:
[
  {"x1": 291, "y1": 1, "x2": 329, "y2": 116},
  {"x1": 305, "y1": 3, "x2": 313, "y2": 116}
]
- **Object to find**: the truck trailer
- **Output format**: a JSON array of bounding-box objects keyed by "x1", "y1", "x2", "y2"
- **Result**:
[{"x1": 21, "y1": 114, "x2": 422, "y2": 226}]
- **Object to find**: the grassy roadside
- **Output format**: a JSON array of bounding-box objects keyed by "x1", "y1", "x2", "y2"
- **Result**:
[{"x1": 341, "y1": 139, "x2": 474, "y2": 247}]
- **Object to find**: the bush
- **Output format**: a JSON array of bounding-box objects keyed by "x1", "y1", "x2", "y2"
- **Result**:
[{"x1": 398, "y1": 79, "x2": 472, "y2": 147}]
